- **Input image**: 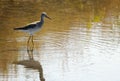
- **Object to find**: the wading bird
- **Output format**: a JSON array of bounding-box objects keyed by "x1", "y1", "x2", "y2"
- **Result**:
[{"x1": 14, "y1": 12, "x2": 51, "y2": 46}]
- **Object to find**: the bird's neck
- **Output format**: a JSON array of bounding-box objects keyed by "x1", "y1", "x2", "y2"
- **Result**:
[
  {"x1": 36, "y1": 16, "x2": 44, "y2": 27},
  {"x1": 40, "y1": 16, "x2": 44, "y2": 22}
]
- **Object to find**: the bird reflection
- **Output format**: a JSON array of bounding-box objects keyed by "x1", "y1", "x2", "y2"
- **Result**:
[{"x1": 14, "y1": 40, "x2": 45, "y2": 81}]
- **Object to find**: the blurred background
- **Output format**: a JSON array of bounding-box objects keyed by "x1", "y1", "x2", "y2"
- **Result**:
[{"x1": 0, "y1": 0, "x2": 120, "y2": 81}]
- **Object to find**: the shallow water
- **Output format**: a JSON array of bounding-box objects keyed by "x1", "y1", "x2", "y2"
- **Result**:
[{"x1": 0, "y1": 0, "x2": 120, "y2": 81}]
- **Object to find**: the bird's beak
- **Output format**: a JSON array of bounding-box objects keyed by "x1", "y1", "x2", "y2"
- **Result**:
[{"x1": 45, "y1": 15, "x2": 51, "y2": 20}]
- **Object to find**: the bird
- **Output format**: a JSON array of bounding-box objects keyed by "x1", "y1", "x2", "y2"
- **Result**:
[{"x1": 14, "y1": 12, "x2": 51, "y2": 46}]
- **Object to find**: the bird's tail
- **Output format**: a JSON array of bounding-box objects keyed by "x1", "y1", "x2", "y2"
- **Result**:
[{"x1": 14, "y1": 28, "x2": 22, "y2": 30}]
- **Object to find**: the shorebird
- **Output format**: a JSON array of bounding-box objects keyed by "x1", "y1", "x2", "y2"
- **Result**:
[{"x1": 14, "y1": 12, "x2": 51, "y2": 46}]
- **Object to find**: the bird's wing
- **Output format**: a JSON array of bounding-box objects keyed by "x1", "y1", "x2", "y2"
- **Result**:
[
  {"x1": 29, "y1": 21, "x2": 39, "y2": 24},
  {"x1": 14, "y1": 24, "x2": 37, "y2": 30}
]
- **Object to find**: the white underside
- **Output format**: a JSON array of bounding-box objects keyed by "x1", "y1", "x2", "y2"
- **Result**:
[{"x1": 20, "y1": 27, "x2": 41, "y2": 35}]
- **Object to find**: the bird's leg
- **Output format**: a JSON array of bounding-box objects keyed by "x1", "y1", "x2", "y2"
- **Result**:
[
  {"x1": 27, "y1": 35, "x2": 32, "y2": 51},
  {"x1": 31, "y1": 35, "x2": 34, "y2": 48},
  {"x1": 27, "y1": 35, "x2": 31, "y2": 44},
  {"x1": 27, "y1": 35, "x2": 34, "y2": 59},
  {"x1": 28, "y1": 35, "x2": 34, "y2": 51}
]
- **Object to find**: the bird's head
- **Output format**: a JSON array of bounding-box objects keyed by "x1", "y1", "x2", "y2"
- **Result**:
[{"x1": 41, "y1": 12, "x2": 51, "y2": 20}]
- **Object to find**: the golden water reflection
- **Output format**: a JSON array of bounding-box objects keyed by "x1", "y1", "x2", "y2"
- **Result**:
[
  {"x1": 0, "y1": 0, "x2": 120, "y2": 81},
  {"x1": 13, "y1": 42, "x2": 45, "y2": 81}
]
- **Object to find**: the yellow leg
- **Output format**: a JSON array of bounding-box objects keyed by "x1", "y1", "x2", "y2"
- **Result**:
[
  {"x1": 27, "y1": 35, "x2": 32, "y2": 50},
  {"x1": 31, "y1": 35, "x2": 34, "y2": 47},
  {"x1": 27, "y1": 36, "x2": 32, "y2": 45},
  {"x1": 27, "y1": 35, "x2": 34, "y2": 60}
]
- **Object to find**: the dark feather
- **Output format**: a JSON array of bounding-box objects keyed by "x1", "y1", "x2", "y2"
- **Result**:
[{"x1": 14, "y1": 24, "x2": 37, "y2": 30}]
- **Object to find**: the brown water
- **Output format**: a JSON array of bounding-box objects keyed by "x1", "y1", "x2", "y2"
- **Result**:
[{"x1": 0, "y1": 0, "x2": 120, "y2": 81}]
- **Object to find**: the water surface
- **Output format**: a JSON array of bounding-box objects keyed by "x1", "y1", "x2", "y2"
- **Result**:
[{"x1": 0, "y1": 0, "x2": 120, "y2": 81}]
